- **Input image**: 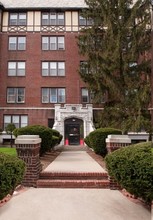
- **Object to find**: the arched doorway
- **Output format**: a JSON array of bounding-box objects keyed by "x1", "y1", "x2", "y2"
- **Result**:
[{"x1": 64, "y1": 118, "x2": 84, "y2": 145}]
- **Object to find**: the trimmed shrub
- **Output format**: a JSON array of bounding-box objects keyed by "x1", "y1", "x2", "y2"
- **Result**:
[
  {"x1": 51, "y1": 136, "x2": 59, "y2": 148},
  {"x1": 0, "y1": 153, "x2": 25, "y2": 200},
  {"x1": 105, "y1": 142, "x2": 153, "y2": 203},
  {"x1": 84, "y1": 135, "x2": 92, "y2": 148},
  {"x1": 52, "y1": 129, "x2": 63, "y2": 144},
  {"x1": 89, "y1": 127, "x2": 122, "y2": 156},
  {"x1": 14, "y1": 125, "x2": 53, "y2": 155}
]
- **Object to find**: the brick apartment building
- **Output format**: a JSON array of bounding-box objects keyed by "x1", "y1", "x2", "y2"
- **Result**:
[{"x1": 0, "y1": 0, "x2": 104, "y2": 145}]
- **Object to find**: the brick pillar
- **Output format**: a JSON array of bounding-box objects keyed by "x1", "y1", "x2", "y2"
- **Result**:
[
  {"x1": 15, "y1": 135, "x2": 42, "y2": 187},
  {"x1": 106, "y1": 135, "x2": 131, "y2": 153}
]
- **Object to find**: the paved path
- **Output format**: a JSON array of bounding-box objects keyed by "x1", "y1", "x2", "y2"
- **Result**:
[
  {"x1": 44, "y1": 151, "x2": 106, "y2": 173},
  {"x1": 0, "y1": 188, "x2": 150, "y2": 220},
  {"x1": 0, "y1": 145, "x2": 151, "y2": 220}
]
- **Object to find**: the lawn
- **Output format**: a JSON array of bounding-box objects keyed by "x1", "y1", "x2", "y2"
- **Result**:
[{"x1": 0, "y1": 147, "x2": 17, "y2": 156}]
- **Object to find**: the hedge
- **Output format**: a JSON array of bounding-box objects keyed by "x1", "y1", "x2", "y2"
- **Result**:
[
  {"x1": 52, "y1": 129, "x2": 63, "y2": 145},
  {"x1": 88, "y1": 127, "x2": 122, "y2": 156},
  {"x1": 0, "y1": 153, "x2": 25, "y2": 200},
  {"x1": 105, "y1": 142, "x2": 153, "y2": 203},
  {"x1": 13, "y1": 125, "x2": 53, "y2": 155}
]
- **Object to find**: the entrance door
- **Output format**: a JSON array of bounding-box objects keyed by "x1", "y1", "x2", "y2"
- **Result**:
[{"x1": 64, "y1": 118, "x2": 83, "y2": 145}]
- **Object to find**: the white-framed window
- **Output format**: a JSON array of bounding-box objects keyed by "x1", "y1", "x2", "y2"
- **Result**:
[
  {"x1": 9, "y1": 36, "x2": 26, "y2": 50},
  {"x1": 9, "y1": 13, "x2": 27, "y2": 26},
  {"x1": 4, "y1": 115, "x2": 28, "y2": 129},
  {"x1": 42, "y1": 61, "x2": 65, "y2": 76},
  {"x1": 42, "y1": 36, "x2": 65, "y2": 50},
  {"x1": 42, "y1": 88, "x2": 65, "y2": 103},
  {"x1": 7, "y1": 88, "x2": 25, "y2": 103},
  {"x1": 8, "y1": 61, "x2": 25, "y2": 76},
  {"x1": 42, "y1": 12, "x2": 65, "y2": 26},
  {"x1": 81, "y1": 88, "x2": 89, "y2": 103}
]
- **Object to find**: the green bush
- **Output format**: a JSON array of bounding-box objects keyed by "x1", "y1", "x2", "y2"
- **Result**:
[
  {"x1": 0, "y1": 153, "x2": 25, "y2": 200},
  {"x1": 88, "y1": 127, "x2": 122, "y2": 156},
  {"x1": 105, "y1": 142, "x2": 153, "y2": 203},
  {"x1": 84, "y1": 135, "x2": 92, "y2": 148},
  {"x1": 51, "y1": 136, "x2": 59, "y2": 148},
  {"x1": 14, "y1": 125, "x2": 53, "y2": 155},
  {"x1": 52, "y1": 129, "x2": 63, "y2": 144}
]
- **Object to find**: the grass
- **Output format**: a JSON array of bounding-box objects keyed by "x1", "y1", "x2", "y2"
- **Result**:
[{"x1": 0, "y1": 147, "x2": 17, "y2": 156}]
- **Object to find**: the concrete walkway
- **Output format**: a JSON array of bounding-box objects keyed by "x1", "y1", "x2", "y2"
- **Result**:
[{"x1": 0, "y1": 146, "x2": 151, "y2": 220}]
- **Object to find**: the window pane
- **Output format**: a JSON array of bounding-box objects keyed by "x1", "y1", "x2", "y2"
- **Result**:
[
  {"x1": 17, "y1": 88, "x2": 25, "y2": 103},
  {"x1": 50, "y1": 37, "x2": 56, "y2": 50},
  {"x1": 9, "y1": 37, "x2": 17, "y2": 50},
  {"x1": 50, "y1": 88, "x2": 57, "y2": 103},
  {"x1": 58, "y1": 37, "x2": 64, "y2": 50},
  {"x1": 4, "y1": 115, "x2": 11, "y2": 129},
  {"x1": 42, "y1": 13, "x2": 49, "y2": 25},
  {"x1": 42, "y1": 62, "x2": 49, "y2": 76},
  {"x1": 21, "y1": 116, "x2": 28, "y2": 127},
  {"x1": 12, "y1": 115, "x2": 19, "y2": 128},
  {"x1": 58, "y1": 88, "x2": 65, "y2": 103},
  {"x1": 58, "y1": 62, "x2": 65, "y2": 76},
  {"x1": 50, "y1": 13, "x2": 56, "y2": 25},
  {"x1": 7, "y1": 88, "x2": 16, "y2": 103},
  {"x1": 82, "y1": 88, "x2": 89, "y2": 103},
  {"x1": 57, "y1": 13, "x2": 64, "y2": 25},
  {"x1": 8, "y1": 62, "x2": 16, "y2": 76},
  {"x1": 50, "y1": 62, "x2": 57, "y2": 76},
  {"x1": 19, "y1": 13, "x2": 26, "y2": 25},
  {"x1": 79, "y1": 16, "x2": 86, "y2": 26},
  {"x1": 42, "y1": 88, "x2": 49, "y2": 103},
  {"x1": 18, "y1": 37, "x2": 26, "y2": 50},
  {"x1": 42, "y1": 37, "x2": 49, "y2": 50},
  {"x1": 17, "y1": 62, "x2": 25, "y2": 76},
  {"x1": 10, "y1": 14, "x2": 18, "y2": 25}
]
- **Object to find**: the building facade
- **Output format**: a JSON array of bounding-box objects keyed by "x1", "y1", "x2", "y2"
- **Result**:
[{"x1": 0, "y1": 0, "x2": 104, "y2": 145}]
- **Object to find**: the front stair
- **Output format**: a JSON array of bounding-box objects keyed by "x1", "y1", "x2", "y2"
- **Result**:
[{"x1": 37, "y1": 171, "x2": 110, "y2": 188}]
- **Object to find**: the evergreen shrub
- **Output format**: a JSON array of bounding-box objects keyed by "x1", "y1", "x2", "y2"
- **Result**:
[
  {"x1": 105, "y1": 142, "x2": 153, "y2": 203},
  {"x1": 13, "y1": 125, "x2": 53, "y2": 155},
  {"x1": 89, "y1": 127, "x2": 122, "y2": 156},
  {"x1": 0, "y1": 153, "x2": 25, "y2": 200},
  {"x1": 84, "y1": 135, "x2": 92, "y2": 148}
]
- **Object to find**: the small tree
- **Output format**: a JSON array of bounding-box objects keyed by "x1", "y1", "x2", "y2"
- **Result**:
[{"x1": 5, "y1": 123, "x2": 16, "y2": 148}]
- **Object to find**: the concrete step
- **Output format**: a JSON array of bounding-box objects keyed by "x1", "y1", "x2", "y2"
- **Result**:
[
  {"x1": 37, "y1": 179, "x2": 110, "y2": 188},
  {"x1": 39, "y1": 171, "x2": 108, "y2": 180}
]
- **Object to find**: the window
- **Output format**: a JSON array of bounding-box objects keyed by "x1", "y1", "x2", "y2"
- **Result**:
[
  {"x1": 8, "y1": 61, "x2": 25, "y2": 76},
  {"x1": 9, "y1": 36, "x2": 26, "y2": 50},
  {"x1": 79, "y1": 14, "x2": 93, "y2": 26},
  {"x1": 42, "y1": 36, "x2": 64, "y2": 50},
  {"x1": 129, "y1": 61, "x2": 138, "y2": 74},
  {"x1": 42, "y1": 88, "x2": 65, "y2": 103},
  {"x1": 7, "y1": 88, "x2": 25, "y2": 103},
  {"x1": 42, "y1": 61, "x2": 65, "y2": 76},
  {"x1": 42, "y1": 12, "x2": 64, "y2": 26},
  {"x1": 4, "y1": 115, "x2": 28, "y2": 129},
  {"x1": 80, "y1": 61, "x2": 90, "y2": 74},
  {"x1": 9, "y1": 13, "x2": 27, "y2": 26},
  {"x1": 81, "y1": 88, "x2": 89, "y2": 103}
]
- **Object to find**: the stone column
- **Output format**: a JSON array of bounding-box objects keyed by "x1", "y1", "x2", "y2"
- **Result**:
[
  {"x1": 15, "y1": 135, "x2": 42, "y2": 187},
  {"x1": 106, "y1": 135, "x2": 131, "y2": 153}
]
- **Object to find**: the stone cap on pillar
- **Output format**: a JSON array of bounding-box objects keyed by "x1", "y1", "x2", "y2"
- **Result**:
[
  {"x1": 106, "y1": 135, "x2": 131, "y2": 144},
  {"x1": 15, "y1": 135, "x2": 41, "y2": 144}
]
